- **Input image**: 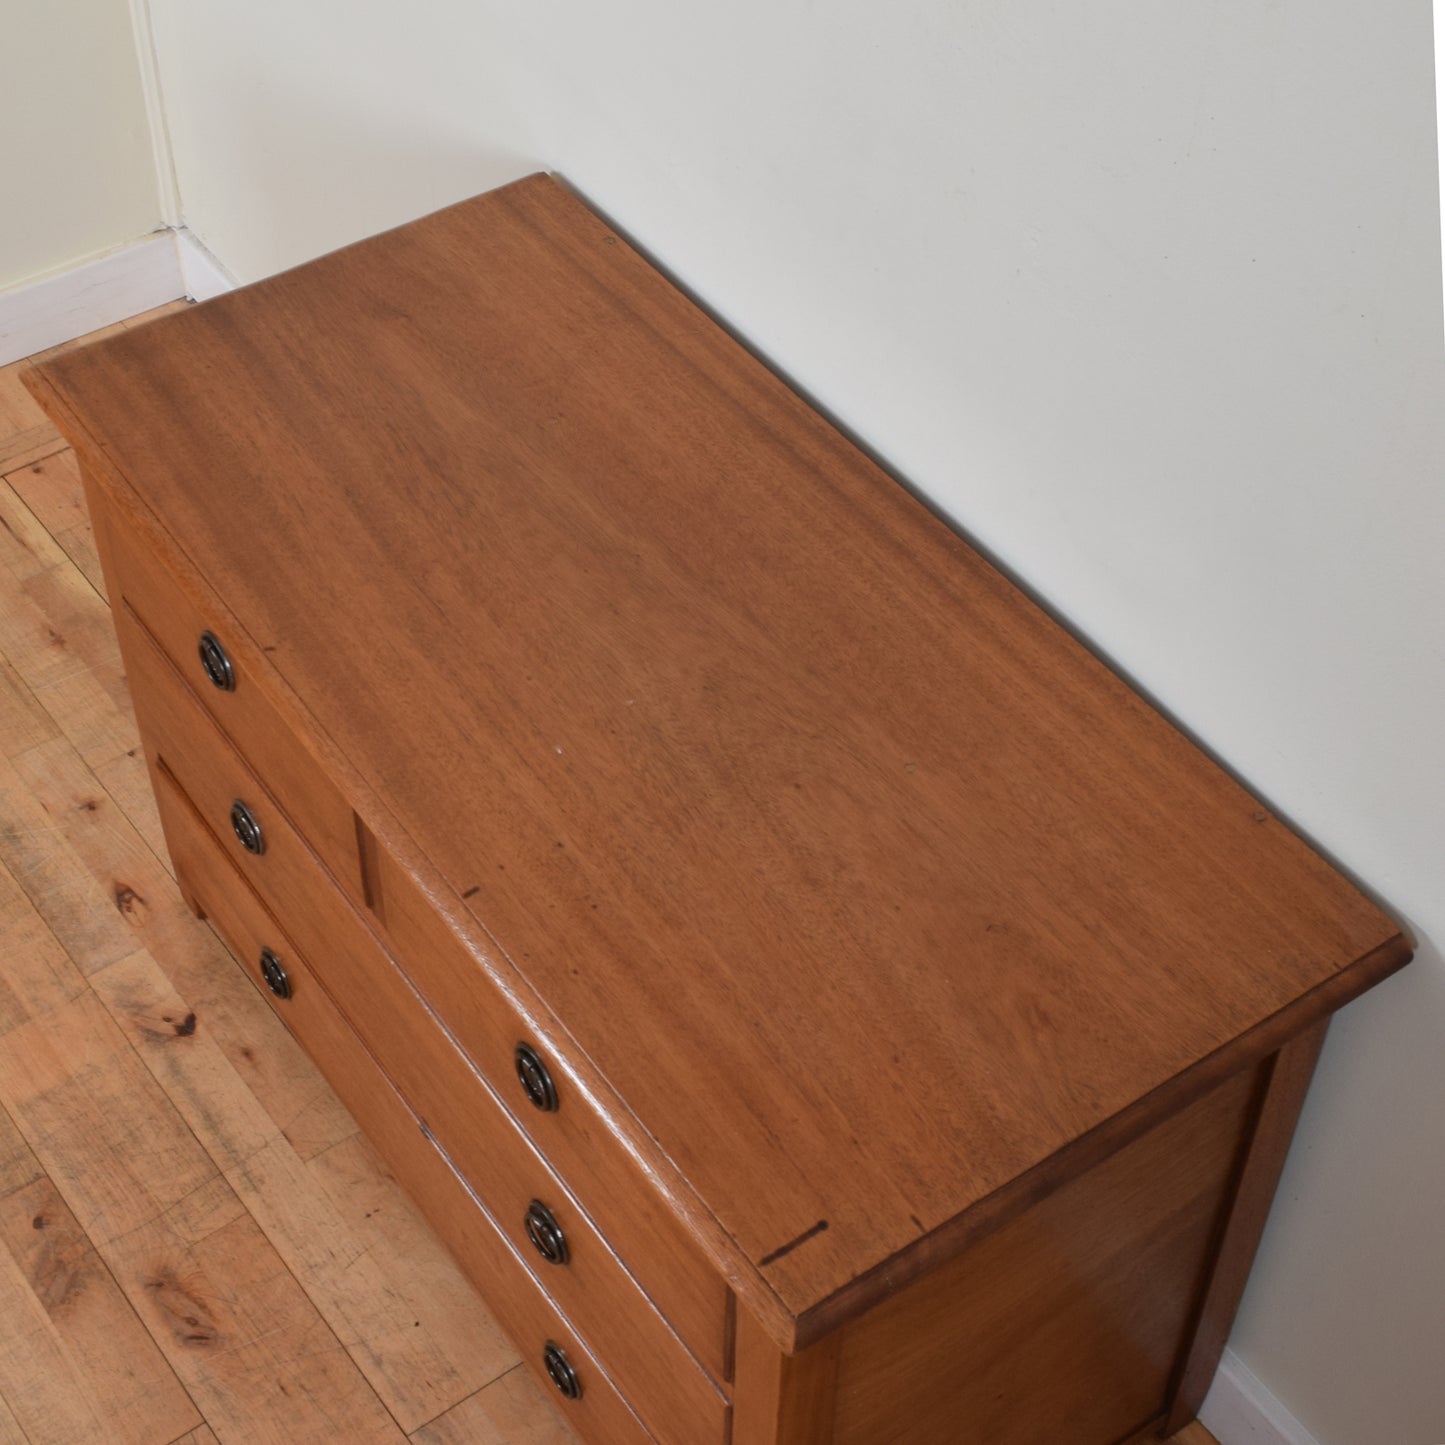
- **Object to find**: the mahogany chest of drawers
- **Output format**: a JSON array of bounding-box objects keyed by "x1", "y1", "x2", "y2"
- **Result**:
[{"x1": 25, "y1": 174, "x2": 1411, "y2": 1444}]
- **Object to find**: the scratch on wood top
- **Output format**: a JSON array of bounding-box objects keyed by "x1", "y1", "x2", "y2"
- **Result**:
[{"x1": 759, "y1": 1220, "x2": 829, "y2": 1268}]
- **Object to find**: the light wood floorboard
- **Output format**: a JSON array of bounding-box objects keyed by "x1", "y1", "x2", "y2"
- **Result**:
[{"x1": 0, "y1": 310, "x2": 1220, "y2": 1443}]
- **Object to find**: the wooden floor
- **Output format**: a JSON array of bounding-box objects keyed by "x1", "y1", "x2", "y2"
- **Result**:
[{"x1": 0, "y1": 307, "x2": 1221, "y2": 1445}]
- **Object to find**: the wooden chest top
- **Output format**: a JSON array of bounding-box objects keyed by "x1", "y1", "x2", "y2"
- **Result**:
[{"x1": 28, "y1": 173, "x2": 1409, "y2": 1336}]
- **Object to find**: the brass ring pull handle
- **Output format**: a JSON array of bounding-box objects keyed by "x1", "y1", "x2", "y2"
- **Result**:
[
  {"x1": 258, "y1": 947, "x2": 291, "y2": 1000},
  {"x1": 542, "y1": 1341, "x2": 582, "y2": 1400},
  {"x1": 198, "y1": 631, "x2": 235, "y2": 691},
  {"x1": 230, "y1": 800, "x2": 265, "y2": 855},
  {"x1": 515, "y1": 1042, "x2": 559, "y2": 1112},
  {"x1": 524, "y1": 1200, "x2": 569, "y2": 1266}
]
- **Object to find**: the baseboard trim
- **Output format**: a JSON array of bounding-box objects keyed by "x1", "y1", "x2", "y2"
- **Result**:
[
  {"x1": 1199, "y1": 1349, "x2": 1324, "y2": 1445},
  {"x1": 0, "y1": 226, "x2": 242, "y2": 367},
  {"x1": 0, "y1": 232, "x2": 183, "y2": 367},
  {"x1": 177, "y1": 229, "x2": 237, "y2": 302}
]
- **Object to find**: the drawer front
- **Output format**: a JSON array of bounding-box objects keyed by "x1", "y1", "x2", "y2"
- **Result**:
[
  {"x1": 149, "y1": 763, "x2": 660, "y2": 1445},
  {"x1": 120, "y1": 596, "x2": 356, "y2": 966},
  {"x1": 126, "y1": 609, "x2": 729, "y2": 1445},
  {"x1": 377, "y1": 847, "x2": 735, "y2": 1383},
  {"x1": 100, "y1": 493, "x2": 367, "y2": 909}
]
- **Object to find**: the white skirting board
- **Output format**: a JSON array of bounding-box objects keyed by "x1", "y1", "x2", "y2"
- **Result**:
[
  {"x1": 177, "y1": 229, "x2": 237, "y2": 302},
  {"x1": 0, "y1": 227, "x2": 238, "y2": 367},
  {"x1": 1200, "y1": 1349, "x2": 1325, "y2": 1445},
  {"x1": 0, "y1": 232, "x2": 182, "y2": 367}
]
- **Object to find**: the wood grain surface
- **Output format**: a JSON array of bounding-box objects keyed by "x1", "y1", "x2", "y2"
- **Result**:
[
  {"x1": 0, "y1": 311, "x2": 581, "y2": 1443},
  {"x1": 0, "y1": 311, "x2": 1227, "y2": 1441},
  {"x1": 141, "y1": 732, "x2": 727, "y2": 1445},
  {"x1": 106, "y1": 559, "x2": 733, "y2": 1375},
  {"x1": 151, "y1": 772, "x2": 657, "y2": 1445},
  {"x1": 24, "y1": 173, "x2": 1411, "y2": 1344},
  {"x1": 826, "y1": 1065, "x2": 1259, "y2": 1445},
  {"x1": 1164, "y1": 1020, "x2": 1329, "y2": 1433}
]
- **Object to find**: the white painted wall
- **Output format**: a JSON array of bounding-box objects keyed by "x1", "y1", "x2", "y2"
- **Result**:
[
  {"x1": 0, "y1": 0, "x2": 163, "y2": 291},
  {"x1": 145, "y1": 3, "x2": 1444, "y2": 1439}
]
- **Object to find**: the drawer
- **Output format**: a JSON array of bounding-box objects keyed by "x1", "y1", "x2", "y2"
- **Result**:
[
  {"x1": 126, "y1": 608, "x2": 730, "y2": 1445},
  {"x1": 119, "y1": 596, "x2": 358, "y2": 973},
  {"x1": 376, "y1": 847, "x2": 736, "y2": 1384},
  {"x1": 98, "y1": 489, "x2": 367, "y2": 909},
  {"x1": 149, "y1": 762, "x2": 660, "y2": 1445}
]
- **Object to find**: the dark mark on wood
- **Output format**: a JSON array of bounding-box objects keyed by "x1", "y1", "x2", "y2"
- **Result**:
[
  {"x1": 113, "y1": 883, "x2": 144, "y2": 917},
  {"x1": 146, "y1": 1012, "x2": 198, "y2": 1044},
  {"x1": 759, "y1": 1219, "x2": 830, "y2": 1266},
  {"x1": 32, "y1": 1214, "x2": 45, "y2": 1230},
  {"x1": 77, "y1": 799, "x2": 98, "y2": 812},
  {"x1": 909, "y1": 1213, "x2": 925, "y2": 1233},
  {"x1": 461, "y1": 885, "x2": 480, "y2": 899},
  {"x1": 144, "y1": 1269, "x2": 221, "y2": 1348}
]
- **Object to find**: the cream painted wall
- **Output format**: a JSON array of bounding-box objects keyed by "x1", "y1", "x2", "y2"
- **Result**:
[
  {"x1": 145, "y1": 3, "x2": 1444, "y2": 1440},
  {"x1": 0, "y1": 0, "x2": 162, "y2": 290}
]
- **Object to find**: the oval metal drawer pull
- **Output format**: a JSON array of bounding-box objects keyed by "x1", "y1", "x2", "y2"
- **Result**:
[
  {"x1": 515, "y1": 1042, "x2": 559, "y2": 1112},
  {"x1": 230, "y1": 799, "x2": 265, "y2": 855},
  {"x1": 258, "y1": 947, "x2": 291, "y2": 1000},
  {"x1": 542, "y1": 1341, "x2": 582, "y2": 1400},
  {"x1": 198, "y1": 631, "x2": 236, "y2": 692},
  {"x1": 524, "y1": 1200, "x2": 569, "y2": 1266}
]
